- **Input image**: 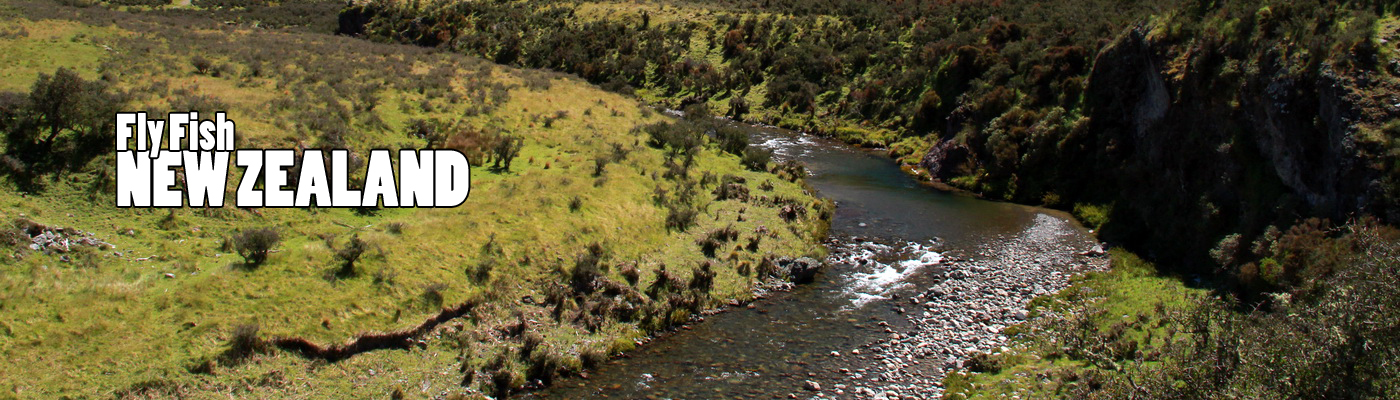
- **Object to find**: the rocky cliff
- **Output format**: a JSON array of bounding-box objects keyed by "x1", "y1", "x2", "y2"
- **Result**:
[{"x1": 924, "y1": 15, "x2": 1400, "y2": 268}]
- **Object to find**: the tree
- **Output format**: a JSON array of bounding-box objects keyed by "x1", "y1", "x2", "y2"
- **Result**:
[
  {"x1": 491, "y1": 134, "x2": 523, "y2": 171},
  {"x1": 1, "y1": 67, "x2": 123, "y2": 187},
  {"x1": 335, "y1": 235, "x2": 369, "y2": 276}
]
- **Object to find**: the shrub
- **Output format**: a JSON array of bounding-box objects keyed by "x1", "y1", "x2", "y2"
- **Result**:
[
  {"x1": 688, "y1": 261, "x2": 716, "y2": 293},
  {"x1": 220, "y1": 323, "x2": 266, "y2": 365},
  {"x1": 727, "y1": 95, "x2": 749, "y2": 118},
  {"x1": 1210, "y1": 233, "x2": 1243, "y2": 267},
  {"x1": 568, "y1": 195, "x2": 583, "y2": 212},
  {"x1": 715, "y1": 125, "x2": 750, "y2": 156},
  {"x1": 642, "y1": 122, "x2": 703, "y2": 160},
  {"x1": 741, "y1": 147, "x2": 772, "y2": 171},
  {"x1": 778, "y1": 204, "x2": 806, "y2": 222},
  {"x1": 335, "y1": 235, "x2": 369, "y2": 277},
  {"x1": 1073, "y1": 203, "x2": 1111, "y2": 231},
  {"x1": 385, "y1": 222, "x2": 405, "y2": 234},
  {"x1": 714, "y1": 176, "x2": 750, "y2": 201},
  {"x1": 579, "y1": 346, "x2": 608, "y2": 368},
  {"x1": 696, "y1": 225, "x2": 739, "y2": 257},
  {"x1": 191, "y1": 55, "x2": 212, "y2": 75},
  {"x1": 964, "y1": 352, "x2": 1001, "y2": 373},
  {"x1": 773, "y1": 160, "x2": 805, "y2": 182},
  {"x1": 421, "y1": 282, "x2": 448, "y2": 307},
  {"x1": 590, "y1": 154, "x2": 609, "y2": 177},
  {"x1": 619, "y1": 262, "x2": 640, "y2": 286},
  {"x1": 570, "y1": 243, "x2": 606, "y2": 295},
  {"x1": 664, "y1": 204, "x2": 698, "y2": 232},
  {"x1": 645, "y1": 264, "x2": 678, "y2": 299},
  {"x1": 470, "y1": 258, "x2": 495, "y2": 283},
  {"x1": 485, "y1": 352, "x2": 519, "y2": 398},
  {"x1": 232, "y1": 228, "x2": 280, "y2": 266},
  {"x1": 523, "y1": 343, "x2": 570, "y2": 385}
]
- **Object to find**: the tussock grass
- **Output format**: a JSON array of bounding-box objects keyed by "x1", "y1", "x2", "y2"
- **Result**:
[{"x1": 0, "y1": 2, "x2": 827, "y2": 397}]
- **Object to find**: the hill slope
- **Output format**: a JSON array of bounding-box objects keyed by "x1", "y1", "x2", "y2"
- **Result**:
[{"x1": 0, "y1": 1, "x2": 828, "y2": 397}]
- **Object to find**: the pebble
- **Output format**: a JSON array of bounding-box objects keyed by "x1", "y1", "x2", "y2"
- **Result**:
[{"x1": 814, "y1": 213, "x2": 1108, "y2": 399}]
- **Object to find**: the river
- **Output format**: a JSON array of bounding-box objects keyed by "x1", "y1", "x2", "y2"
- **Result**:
[{"x1": 529, "y1": 124, "x2": 1099, "y2": 399}]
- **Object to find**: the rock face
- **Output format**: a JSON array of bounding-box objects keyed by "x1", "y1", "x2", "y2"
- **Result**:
[
  {"x1": 921, "y1": 139, "x2": 971, "y2": 179},
  {"x1": 924, "y1": 24, "x2": 1400, "y2": 267},
  {"x1": 1086, "y1": 26, "x2": 1378, "y2": 213}
]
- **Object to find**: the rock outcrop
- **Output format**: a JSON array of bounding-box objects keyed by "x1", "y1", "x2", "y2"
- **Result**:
[{"x1": 924, "y1": 23, "x2": 1400, "y2": 267}]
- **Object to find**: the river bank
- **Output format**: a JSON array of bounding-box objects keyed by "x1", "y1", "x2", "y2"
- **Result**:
[
  {"x1": 818, "y1": 214, "x2": 1108, "y2": 399},
  {"x1": 530, "y1": 121, "x2": 1107, "y2": 399}
]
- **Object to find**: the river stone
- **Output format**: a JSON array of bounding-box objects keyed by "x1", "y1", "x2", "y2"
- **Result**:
[{"x1": 781, "y1": 257, "x2": 823, "y2": 283}]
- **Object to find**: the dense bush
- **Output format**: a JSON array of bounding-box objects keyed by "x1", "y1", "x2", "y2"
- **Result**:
[
  {"x1": 232, "y1": 228, "x2": 280, "y2": 266},
  {"x1": 714, "y1": 125, "x2": 750, "y2": 156},
  {"x1": 1081, "y1": 223, "x2": 1400, "y2": 399},
  {"x1": 642, "y1": 121, "x2": 703, "y2": 161},
  {"x1": 0, "y1": 67, "x2": 125, "y2": 189},
  {"x1": 740, "y1": 146, "x2": 771, "y2": 171}
]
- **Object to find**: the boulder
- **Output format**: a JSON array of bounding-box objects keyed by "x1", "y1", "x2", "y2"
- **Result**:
[{"x1": 780, "y1": 257, "x2": 823, "y2": 284}]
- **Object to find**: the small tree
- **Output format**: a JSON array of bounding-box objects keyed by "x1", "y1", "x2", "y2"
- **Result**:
[
  {"x1": 335, "y1": 235, "x2": 369, "y2": 277},
  {"x1": 233, "y1": 228, "x2": 281, "y2": 266},
  {"x1": 491, "y1": 135, "x2": 523, "y2": 171}
]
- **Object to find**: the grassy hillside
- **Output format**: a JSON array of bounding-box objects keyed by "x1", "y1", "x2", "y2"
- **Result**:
[{"x1": 0, "y1": 1, "x2": 828, "y2": 398}]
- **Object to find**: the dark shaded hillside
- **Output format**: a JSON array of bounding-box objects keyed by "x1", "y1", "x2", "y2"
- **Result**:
[
  {"x1": 925, "y1": 5, "x2": 1400, "y2": 270},
  {"x1": 340, "y1": 0, "x2": 1400, "y2": 287}
]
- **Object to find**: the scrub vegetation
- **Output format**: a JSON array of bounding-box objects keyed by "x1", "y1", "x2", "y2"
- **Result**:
[
  {"x1": 3, "y1": 0, "x2": 1399, "y2": 398},
  {"x1": 946, "y1": 224, "x2": 1400, "y2": 399}
]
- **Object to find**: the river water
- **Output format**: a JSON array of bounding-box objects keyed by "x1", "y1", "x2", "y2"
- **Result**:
[{"x1": 530, "y1": 125, "x2": 1093, "y2": 399}]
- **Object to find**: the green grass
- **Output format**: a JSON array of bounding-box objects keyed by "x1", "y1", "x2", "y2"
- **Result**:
[
  {"x1": 0, "y1": 19, "x2": 110, "y2": 91},
  {"x1": 942, "y1": 249, "x2": 1207, "y2": 399},
  {"x1": 0, "y1": 4, "x2": 826, "y2": 398}
]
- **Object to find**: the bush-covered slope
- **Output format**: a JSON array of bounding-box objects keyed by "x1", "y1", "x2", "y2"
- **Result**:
[
  {"x1": 343, "y1": 0, "x2": 1400, "y2": 277},
  {"x1": 945, "y1": 223, "x2": 1400, "y2": 399},
  {"x1": 334, "y1": 1, "x2": 1400, "y2": 397}
]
